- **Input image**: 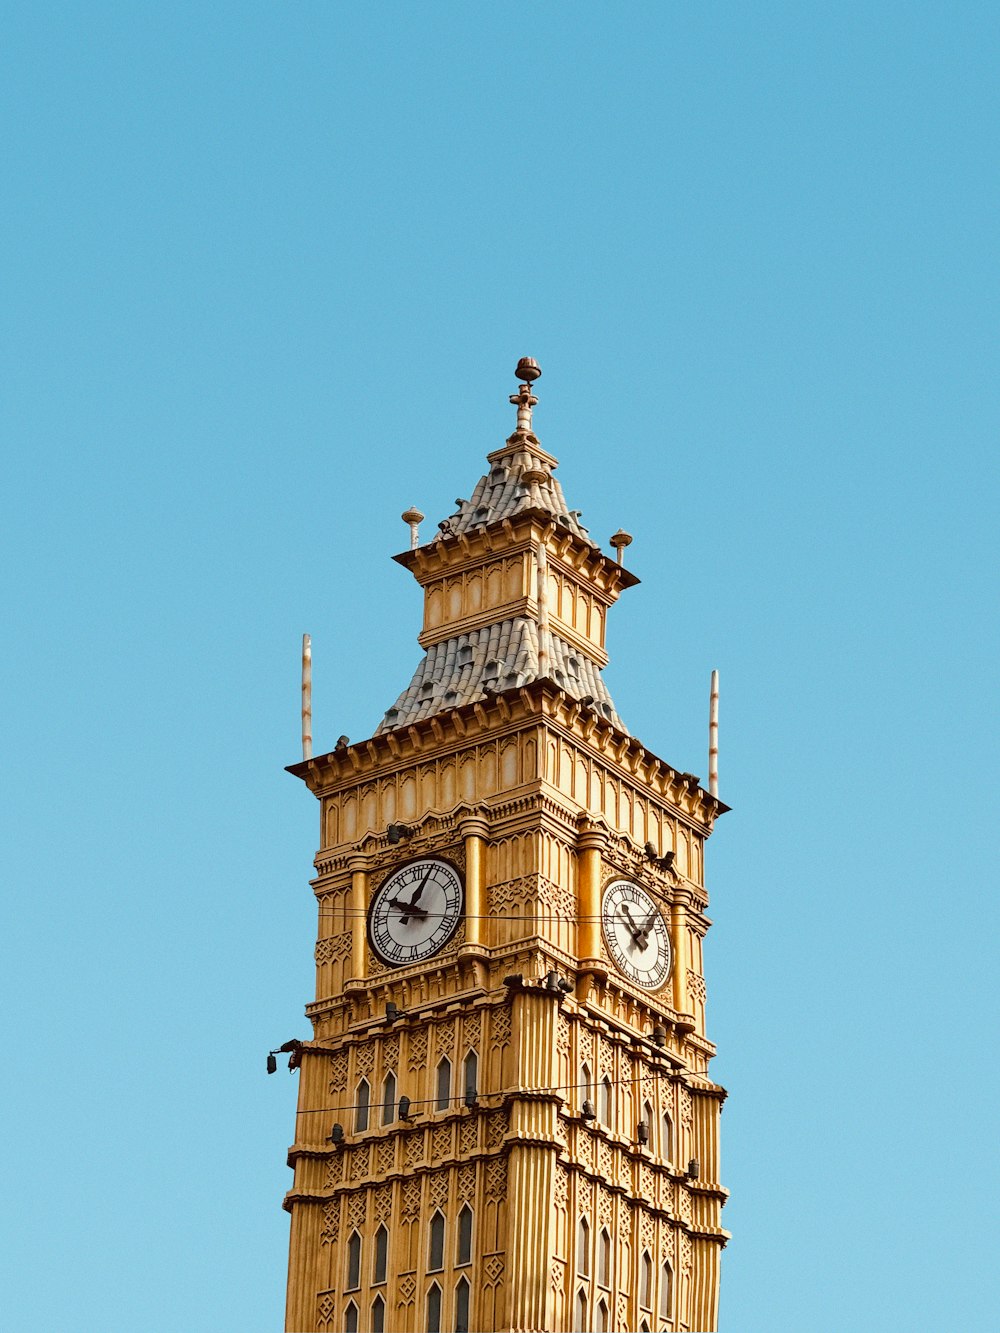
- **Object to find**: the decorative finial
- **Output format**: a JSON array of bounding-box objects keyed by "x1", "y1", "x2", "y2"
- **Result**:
[
  {"x1": 401, "y1": 506, "x2": 425, "y2": 550},
  {"x1": 610, "y1": 529, "x2": 633, "y2": 564},
  {"x1": 510, "y1": 357, "x2": 541, "y2": 435}
]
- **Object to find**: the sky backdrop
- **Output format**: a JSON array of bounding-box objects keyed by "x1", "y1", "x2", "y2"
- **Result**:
[{"x1": 2, "y1": 4, "x2": 998, "y2": 1331}]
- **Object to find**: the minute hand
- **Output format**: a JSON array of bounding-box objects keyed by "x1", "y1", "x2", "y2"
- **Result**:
[
  {"x1": 637, "y1": 909, "x2": 658, "y2": 944},
  {"x1": 399, "y1": 867, "x2": 434, "y2": 924}
]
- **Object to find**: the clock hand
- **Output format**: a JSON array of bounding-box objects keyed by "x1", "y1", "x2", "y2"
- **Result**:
[
  {"x1": 386, "y1": 896, "x2": 428, "y2": 922},
  {"x1": 618, "y1": 905, "x2": 644, "y2": 946},
  {"x1": 637, "y1": 909, "x2": 658, "y2": 944},
  {"x1": 396, "y1": 866, "x2": 436, "y2": 925}
]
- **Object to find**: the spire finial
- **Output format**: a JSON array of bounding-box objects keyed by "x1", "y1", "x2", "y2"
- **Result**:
[{"x1": 510, "y1": 357, "x2": 541, "y2": 435}]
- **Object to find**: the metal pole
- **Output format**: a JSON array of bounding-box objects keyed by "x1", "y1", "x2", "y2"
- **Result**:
[
  {"x1": 709, "y1": 669, "x2": 719, "y2": 797},
  {"x1": 302, "y1": 633, "x2": 313, "y2": 760}
]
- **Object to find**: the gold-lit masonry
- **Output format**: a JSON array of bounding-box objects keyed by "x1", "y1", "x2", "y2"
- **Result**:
[{"x1": 282, "y1": 361, "x2": 729, "y2": 1333}]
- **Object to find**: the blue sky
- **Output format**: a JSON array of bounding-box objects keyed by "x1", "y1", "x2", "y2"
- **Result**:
[{"x1": 2, "y1": 4, "x2": 997, "y2": 1330}]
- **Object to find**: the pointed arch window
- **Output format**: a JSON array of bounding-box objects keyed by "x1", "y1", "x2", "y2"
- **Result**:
[
  {"x1": 428, "y1": 1211, "x2": 446, "y2": 1272},
  {"x1": 662, "y1": 1111, "x2": 673, "y2": 1162},
  {"x1": 427, "y1": 1282, "x2": 442, "y2": 1333},
  {"x1": 355, "y1": 1078, "x2": 370, "y2": 1133},
  {"x1": 576, "y1": 1289, "x2": 588, "y2": 1333},
  {"x1": 457, "y1": 1204, "x2": 473, "y2": 1266},
  {"x1": 463, "y1": 1050, "x2": 478, "y2": 1104},
  {"x1": 598, "y1": 1296, "x2": 610, "y2": 1332},
  {"x1": 455, "y1": 1275, "x2": 471, "y2": 1333},
  {"x1": 346, "y1": 1231, "x2": 362, "y2": 1290},
  {"x1": 599, "y1": 1075, "x2": 613, "y2": 1125},
  {"x1": 344, "y1": 1300, "x2": 358, "y2": 1333},
  {"x1": 598, "y1": 1227, "x2": 611, "y2": 1286},
  {"x1": 577, "y1": 1216, "x2": 590, "y2": 1277},
  {"x1": 382, "y1": 1071, "x2": 396, "y2": 1126},
  {"x1": 371, "y1": 1294, "x2": 385, "y2": 1333},
  {"x1": 640, "y1": 1250, "x2": 653, "y2": 1309},
  {"x1": 643, "y1": 1099, "x2": 654, "y2": 1148},
  {"x1": 660, "y1": 1260, "x2": 673, "y2": 1322},
  {"x1": 436, "y1": 1057, "x2": 452, "y2": 1110},
  {"x1": 640, "y1": 1322, "x2": 650, "y2": 1333},
  {"x1": 373, "y1": 1225, "x2": 388, "y2": 1285},
  {"x1": 580, "y1": 1062, "x2": 592, "y2": 1112}
]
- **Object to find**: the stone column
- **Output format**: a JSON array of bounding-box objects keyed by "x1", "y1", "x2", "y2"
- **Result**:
[
  {"x1": 459, "y1": 811, "x2": 490, "y2": 948},
  {"x1": 347, "y1": 855, "x2": 368, "y2": 981}
]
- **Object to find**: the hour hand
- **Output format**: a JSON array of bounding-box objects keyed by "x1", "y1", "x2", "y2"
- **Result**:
[
  {"x1": 618, "y1": 905, "x2": 644, "y2": 946},
  {"x1": 387, "y1": 895, "x2": 428, "y2": 923}
]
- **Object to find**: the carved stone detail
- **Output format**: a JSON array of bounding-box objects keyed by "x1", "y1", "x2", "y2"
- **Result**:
[
  {"x1": 484, "y1": 1254, "x2": 505, "y2": 1288},
  {"x1": 383, "y1": 1034, "x2": 400, "y2": 1071},
  {"x1": 355, "y1": 1044, "x2": 375, "y2": 1079},
  {"x1": 348, "y1": 1146, "x2": 370, "y2": 1183},
  {"x1": 317, "y1": 1293, "x2": 336, "y2": 1327},
  {"x1": 687, "y1": 969, "x2": 707, "y2": 1003},
  {"x1": 429, "y1": 1170, "x2": 450, "y2": 1210},
  {"x1": 486, "y1": 1109, "x2": 509, "y2": 1150},
  {"x1": 328, "y1": 1050, "x2": 348, "y2": 1094},
  {"x1": 404, "y1": 1133, "x2": 423, "y2": 1169},
  {"x1": 459, "y1": 1118, "x2": 478, "y2": 1156},
  {"x1": 320, "y1": 1199, "x2": 340, "y2": 1245},
  {"x1": 347, "y1": 1192, "x2": 366, "y2": 1229},
  {"x1": 491, "y1": 1005, "x2": 512, "y2": 1051},
  {"x1": 408, "y1": 1028, "x2": 429, "y2": 1071},
  {"x1": 398, "y1": 1274, "x2": 416, "y2": 1305},
  {"x1": 401, "y1": 1177, "x2": 421, "y2": 1218},
  {"x1": 375, "y1": 1139, "x2": 394, "y2": 1175},
  {"x1": 431, "y1": 1124, "x2": 451, "y2": 1159},
  {"x1": 485, "y1": 1157, "x2": 507, "y2": 1200},
  {"x1": 457, "y1": 1162, "x2": 476, "y2": 1200},
  {"x1": 374, "y1": 1186, "x2": 393, "y2": 1224},
  {"x1": 315, "y1": 932, "x2": 351, "y2": 965},
  {"x1": 462, "y1": 1010, "x2": 482, "y2": 1052}
]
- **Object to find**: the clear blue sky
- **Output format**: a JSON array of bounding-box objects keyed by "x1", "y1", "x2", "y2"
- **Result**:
[{"x1": 2, "y1": 4, "x2": 997, "y2": 1330}]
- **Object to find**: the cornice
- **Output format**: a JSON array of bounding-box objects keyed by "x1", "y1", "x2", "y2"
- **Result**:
[
  {"x1": 392, "y1": 509, "x2": 639, "y2": 599},
  {"x1": 287, "y1": 679, "x2": 729, "y2": 832}
]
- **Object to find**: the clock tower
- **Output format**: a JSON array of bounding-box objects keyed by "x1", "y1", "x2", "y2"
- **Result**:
[{"x1": 281, "y1": 360, "x2": 729, "y2": 1333}]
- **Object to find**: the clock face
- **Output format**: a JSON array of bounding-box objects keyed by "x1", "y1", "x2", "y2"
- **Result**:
[
  {"x1": 368, "y1": 858, "x2": 464, "y2": 967},
  {"x1": 601, "y1": 879, "x2": 672, "y2": 990}
]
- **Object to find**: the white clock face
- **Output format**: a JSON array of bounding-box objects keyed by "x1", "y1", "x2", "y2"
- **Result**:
[
  {"x1": 601, "y1": 879, "x2": 672, "y2": 990},
  {"x1": 368, "y1": 858, "x2": 464, "y2": 967}
]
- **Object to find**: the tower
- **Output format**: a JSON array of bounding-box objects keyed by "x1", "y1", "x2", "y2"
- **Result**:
[{"x1": 282, "y1": 361, "x2": 729, "y2": 1333}]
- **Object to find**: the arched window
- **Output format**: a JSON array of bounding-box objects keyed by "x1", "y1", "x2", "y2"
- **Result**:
[
  {"x1": 428, "y1": 1211, "x2": 445, "y2": 1271},
  {"x1": 599, "y1": 1075, "x2": 613, "y2": 1125},
  {"x1": 346, "y1": 1231, "x2": 362, "y2": 1290},
  {"x1": 662, "y1": 1112, "x2": 673, "y2": 1162},
  {"x1": 598, "y1": 1296, "x2": 610, "y2": 1332},
  {"x1": 598, "y1": 1228, "x2": 611, "y2": 1286},
  {"x1": 576, "y1": 1289, "x2": 588, "y2": 1333},
  {"x1": 457, "y1": 1204, "x2": 473, "y2": 1266},
  {"x1": 344, "y1": 1300, "x2": 358, "y2": 1333},
  {"x1": 640, "y1": 1322, "x2": 650, "y2": 1333},
  {"x1": 660, "y1": 1261, "x2": 673, "y2": 1322},
  {"x1": 455, "y1": 1275, "x2": 471, "y2": 1333},
  {"x1": 427, "y1": 1282, "x2": 442, "y2": 1333},
  {"x1": 382, "y1": 1071, "x2": 396, "y2": 1126},
  {"x1": 355, "y1": 1079, "x2": 370, "y2": 1133},
  {"x1": 371, "y1": 1294, "x2": 385, "y2": 1333},
  {"x1": 640, "y1": 1250, "x2": 652, "y2": 1309},
  {"x1": 577, "y1": 1216, "x2": 590, "y2": 1277},
  {"x1": 436, "y1": 1057, "x2": 452, "y2": 1111},
  {"x1": 373, "y1": 1225, "x2": 388, "y2": 1285},
  {"x1": 463, "y1": 1050, "x2": 478, "y2": 1103},
  {"x1": 581, "y1": 1062, "x2": 592, "y2": 1111},
  {"x1": 643, "y1": 1100, "x2": 654, "y2": 1148}
]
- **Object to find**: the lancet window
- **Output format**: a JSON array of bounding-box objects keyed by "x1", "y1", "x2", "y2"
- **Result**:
[
  {"x1": 426, "y1": 1282, "x2": 442, "y2": 1333},
  {"x1": 355, "y1": 1079, "x2": 370, "y2": 1133},
  {"x1": 382, "y1": 1071, "x2": 396, "y2": 1126},
  {"x1": 373, "y1": 1226, "x2": 388, "y2": 1285},
  {"x1": 660, "y1": 1260, "x2": 673, "y2": 1322},
  {"x1": 577, "y1": 1216, "x2": 590, "y2": 1277},
  {"x1": 428, "y1": 1212, "x2": 445, "y2": 1272},
  {"x1": 436, "y1": 1057, "x2": 452, "y2": 1110},
  {"x1": 346, "y1": 1232, "x2": 361, "y2": 1290},
  {"x1": 455, "y1": 1276, "x2": 471, "y2": 1333},
  {"x1": 457, "y1": 1205, "x2": 473, "y2": 1266}
]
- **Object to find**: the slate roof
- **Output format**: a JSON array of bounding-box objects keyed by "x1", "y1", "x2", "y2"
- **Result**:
[
  {"x1": 374, "y1": 619, "x2": 626, "y2": 735},
  {"x1": 433, "y1": 436, "x2": 597, "y2": 546},
  {"x1": 376, "y1": 420, "x2": 627, "y2": 737}
]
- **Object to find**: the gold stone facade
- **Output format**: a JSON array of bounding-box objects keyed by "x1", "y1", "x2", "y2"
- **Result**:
[{"x1": 282, "y1": 366, "x2": 728, "y2": 1332}]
